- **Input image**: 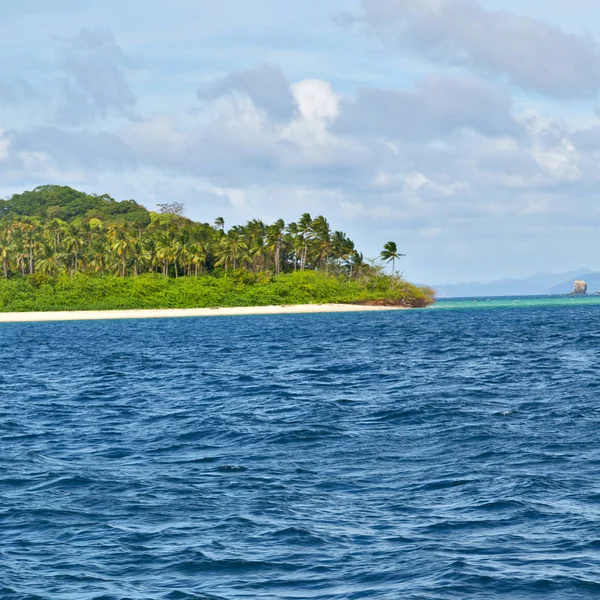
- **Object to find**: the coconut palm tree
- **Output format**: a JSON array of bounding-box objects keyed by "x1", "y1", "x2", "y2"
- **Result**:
[
  {"x1": 266, "y1": 219, "x2": 285, "y2": 275},
  {"x1": 0, "y1": 201, "x2": 370, "y2": 282},
  {"x1": 312, "y1": 216, "x2": 332, "y2": 274},
  {"x1": 0, "y1": 227, "x2": 12, "y2": 278},
  {"x1": 37, "y1": 243, "x2": 64, "y2": 276},
  {"x1": 380, "y1": 241, "x2": 405, "y2": 275},
  {"x1": 189, "y1": 243, "x2": 206, "y2": 276},
  {"x1": 349, "y1": 251, "x2": 364, "y2": 279},
  {"x1": 107, "y1": 224, "x2": 130, "y2": 277},
  {"x1": 297, "y1": 213, "x2": 313, "y2": 270},
  {"x1": 63, "y1": 225, "x2": 84, "y2": 275}
]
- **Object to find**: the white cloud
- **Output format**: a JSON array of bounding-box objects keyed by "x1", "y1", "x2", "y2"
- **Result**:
[
  {"x1": 521, "y1": 111, "x2": 582, "y2": 181},
  {"x1": 56, "y1": 29, "x2": 136, "y2": 123},
  {"x1": 7, "y1": 14, "x2": 600, "y2": 282},
  {"x1": 291, "y1": 79, "x2": 340, "y2": 124},
  {"x1": 353, "y1": 0, "x2": 600, "y2": 99},
  {"x1": 335, "y1": 74, "x2": 519, "y2": 141},
  {"x1": 197, "y1": 63, "x2": 296, "y2": 121}
]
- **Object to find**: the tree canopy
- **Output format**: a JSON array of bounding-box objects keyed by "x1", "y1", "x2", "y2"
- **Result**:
[
  {"x1": 0, "y1": 186, "x2": 435, "y2": 309},
  {"x1": 0, "y1": 185, "x2": 150, "y2": 224},
  {"x1": 0, "y1": 186, "x2": 367, "y2": 280}
]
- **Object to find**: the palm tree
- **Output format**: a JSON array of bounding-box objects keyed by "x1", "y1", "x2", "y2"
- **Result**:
[
  {"x1": 143, "y1": 238, "x2": 160, "y2": 275},
  {"x1": 297, "y1": 213, "x2": 313, "y2": 270},
  {"x1": 349, "y1": 251, "x2": 364, "y2": 279},
  {"x1": 22, "y1": 218, "x2": 39, "y2": 274},
  {"x1": 129, "y1": 238, "x2": 145, "y2": 276},
  {"x1": 285, "y1": 222, "x2": 300, "y2": 271},
  {"x1": 266, "y1": 219, "x2": 285, "y2": 275},
  {"x1": 63, "y1": 225, "x2": 84, "y2": 275},
  {"x1": 37, "y1": 243, "x2": 64, "y2": 275},
  {"x1": 380, "y1": 241, "x2": 405, "y2": 275},
  {"x1": 0, "y1": 227, "x2": 12, "y2": 278},
  {"x1": 312, "y1": 216, "x2": 332, "y2": 274},
  {"x1": 0, "y1": 202, "x2": 370, "y2": 283},
  {"x1": 107, "y1": 224, "x2": 130, "y2": 277},
  {"x1": 216, "y1": 228, "x2": 247, "y2": 271},
  {"x1": 189, "y1": 243, "x2": 206, "y2": 276},
  {"x1": 45, "y1": 217, "x2": 67, "y2": 250},
  {"x1": 156, "y1": 235, "x2": 172, "y2": 277},
  {"x1": 332, "y1": 231, "x2": 355, "y2": 275}
]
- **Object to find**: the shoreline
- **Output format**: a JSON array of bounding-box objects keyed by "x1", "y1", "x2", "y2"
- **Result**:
[{"x1": 0, "y1": 303, "x2": 407, "y2": 323}]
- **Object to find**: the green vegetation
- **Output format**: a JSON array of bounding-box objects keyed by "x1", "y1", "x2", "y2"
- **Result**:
[
  {"x1": 0, "y1": 272, "x2": 433, "y2": 312},
  {"x1": 380, "y1": 241, "x2": 406, "y2": 275},
  {"x1": 0, "y1": 185, "x2": 434, "y2": 311}
]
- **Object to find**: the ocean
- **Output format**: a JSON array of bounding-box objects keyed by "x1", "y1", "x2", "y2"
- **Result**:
[{"x1": 2, "y1": 297, "x2": 600, "y2": 599}]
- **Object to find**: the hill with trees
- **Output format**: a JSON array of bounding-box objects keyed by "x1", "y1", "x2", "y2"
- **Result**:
[
  {"x1": 0, "y1": 185, "x2": 434, "y2": 311},
  {"x1": 0, "y1": 185, "x2": 150, "y2": 224}
]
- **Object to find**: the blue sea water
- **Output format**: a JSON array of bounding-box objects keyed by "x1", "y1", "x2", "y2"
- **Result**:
[{"x1": 3, "y1": 299, "x2": 600, "y2": 599}]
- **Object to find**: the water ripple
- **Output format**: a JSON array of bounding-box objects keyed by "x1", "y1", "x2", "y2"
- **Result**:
[{"x1": 3, "y1": 307, "x2": 600, "y2": 598}]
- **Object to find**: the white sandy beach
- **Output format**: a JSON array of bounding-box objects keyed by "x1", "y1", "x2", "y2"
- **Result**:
[{"x1": 0, "y1": 303, "x2": 405, "y2": 323}]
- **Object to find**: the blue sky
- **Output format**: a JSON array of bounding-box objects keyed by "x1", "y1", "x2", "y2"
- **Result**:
[{"x1": 2, "y1": 0, "x2": 600, "y2": 284}]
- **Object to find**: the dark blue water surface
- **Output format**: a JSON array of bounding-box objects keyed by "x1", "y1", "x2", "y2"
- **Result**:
[{"x1": 3, "y1": 304, "x2": 600, "y2": 599}]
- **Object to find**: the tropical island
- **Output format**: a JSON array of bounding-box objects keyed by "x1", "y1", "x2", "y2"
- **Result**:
[{"x1": 0, "y1": 185, "x2": 434, "y2": 314}]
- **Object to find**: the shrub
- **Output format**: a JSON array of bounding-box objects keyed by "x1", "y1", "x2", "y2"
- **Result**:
[{"x1": 0, "y1": 271, "x2": 434, "y2": 312}]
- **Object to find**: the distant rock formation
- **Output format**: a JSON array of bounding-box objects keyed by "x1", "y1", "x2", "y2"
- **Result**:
[{"x1": 572, "y1": 280, "x2": 588, "y2": 295}]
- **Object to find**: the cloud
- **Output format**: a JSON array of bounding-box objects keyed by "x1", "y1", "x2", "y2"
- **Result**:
[
  {"x1": 128, "y1": 68, "x2": 525, "y2": 193},
  {"x1": 6, "y1": 54, "x2": 600, "y2": 282},
  {"x1": 292, "y1": 79, "x2": 341, "y2": 124},
  {"x1": 11, "y1": 127, "x2": 137, "y2": 170},
  {"x1": 56, "y1": 29, "x2": 136, "y2": 123},
  {"x1": 124, "y1": 83, "x2": 582, "y2": 231},
  {"x1": 335, "y1": 74, "x2": 519, "y2": 141},
  {"x1": 352, "y1": 0, "x2": 600, "y2": 99},
  {"x1": 126, "y1": 76, "x2": 369, "y2": 189},
  {"x1": 197, "y1": 63, "x2": 297, "y2": 121}
]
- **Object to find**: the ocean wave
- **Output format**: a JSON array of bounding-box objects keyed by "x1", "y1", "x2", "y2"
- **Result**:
[{"x1": 3, "y1": 306, "x2": 600, "y2": 598}]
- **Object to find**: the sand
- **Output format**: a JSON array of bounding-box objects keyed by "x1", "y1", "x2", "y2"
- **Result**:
[{"x1": 0, "y1": 304, "x2": 406, "y2": 323}]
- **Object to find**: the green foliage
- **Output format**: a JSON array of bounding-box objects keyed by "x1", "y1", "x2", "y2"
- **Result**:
[
  {"x1": 0, "y1": 185, "x2": 150, "y2": 224},
  {"x1": 0, "y1": 185, "x2": 435, "y2": 310},
  {"x1": 0, "y1": 272, "x2": 434, "y2": 312},
  {"x1": 380, "y1": 241, "x2": 405, "y2": 274}
]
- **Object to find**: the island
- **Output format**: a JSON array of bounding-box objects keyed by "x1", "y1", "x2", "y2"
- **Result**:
[{"x1": 0, "y1": 185, "x2": 434, "y2": 314}]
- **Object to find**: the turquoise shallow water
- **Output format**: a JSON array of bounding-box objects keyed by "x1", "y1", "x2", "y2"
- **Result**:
[
  {"x1": 3, "y1": 301, "x2": 600, "y2": 599},
  {"x1": 432, "y1": 294, "x2": 600, "y2": 310}
]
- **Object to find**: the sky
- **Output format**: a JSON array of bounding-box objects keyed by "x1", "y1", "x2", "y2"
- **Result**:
[{"x1": 2, "y1": 0, "x2": 600, "y2": 284}]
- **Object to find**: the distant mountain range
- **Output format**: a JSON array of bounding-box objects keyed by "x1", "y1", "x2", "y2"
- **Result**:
[{"x1": 434, "y1": 269, "x2": 600, "y2": 298}]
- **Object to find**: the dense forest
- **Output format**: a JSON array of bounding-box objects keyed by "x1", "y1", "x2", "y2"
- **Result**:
[{"x1": 0, "y1": 185, "x2": 434, "y2": 310}]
